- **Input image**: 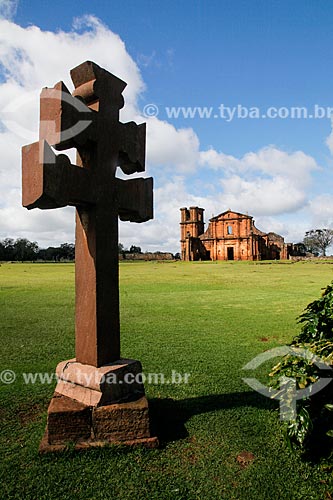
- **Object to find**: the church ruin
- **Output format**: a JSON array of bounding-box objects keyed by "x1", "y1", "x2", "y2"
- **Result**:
[{"x1": 180, "y1": 207, "x2": 292, "y2": 261}]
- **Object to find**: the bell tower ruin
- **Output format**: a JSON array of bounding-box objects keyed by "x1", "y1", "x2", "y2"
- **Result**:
[{"x1": 180, "y1": 207, "x2": 205, "y2": 261}]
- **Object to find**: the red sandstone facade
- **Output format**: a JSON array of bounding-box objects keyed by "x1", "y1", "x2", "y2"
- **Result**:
[{"x1": 180, "y1": 207, "x2": 291, "y2": 261}]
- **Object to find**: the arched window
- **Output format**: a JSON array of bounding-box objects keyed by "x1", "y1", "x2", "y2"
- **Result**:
[{"x1": 227, "y1": 225, "x2": 233, "y2": 235}]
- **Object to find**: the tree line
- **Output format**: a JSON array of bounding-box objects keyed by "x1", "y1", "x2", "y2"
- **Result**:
[
  {"x1": 0, "y1": 238, "x2": 75, "y2": 262},
  {"x1": 0, "y1": 239, "x2": 174, "y2": 262}
]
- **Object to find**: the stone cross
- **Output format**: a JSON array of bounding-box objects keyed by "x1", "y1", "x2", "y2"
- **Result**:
[{"x1": 22, "y1": 61, "x2": 153, "y2": 368}]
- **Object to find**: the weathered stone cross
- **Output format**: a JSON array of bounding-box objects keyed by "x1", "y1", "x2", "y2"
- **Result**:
[{"x1": 22, "y1": 61, "x2": 153, "y2": 368}]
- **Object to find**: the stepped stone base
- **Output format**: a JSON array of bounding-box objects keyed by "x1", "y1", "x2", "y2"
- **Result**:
[{"x1": 39, "y1": 358, "x2": 158, "y2": 453}]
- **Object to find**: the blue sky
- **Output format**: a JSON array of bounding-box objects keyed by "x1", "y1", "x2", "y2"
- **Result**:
[{"x1": 1, "y1": 0, "x2": 333, "y2": 252}]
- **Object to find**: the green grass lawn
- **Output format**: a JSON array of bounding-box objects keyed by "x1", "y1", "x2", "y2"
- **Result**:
[{"x1": 1, "y1": 260, "x2": 333, "y2": 499}]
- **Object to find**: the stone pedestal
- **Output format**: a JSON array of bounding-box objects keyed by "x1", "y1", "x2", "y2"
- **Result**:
[{"x1": 39, "y1": 358, "x2": 158, "y2": 452}]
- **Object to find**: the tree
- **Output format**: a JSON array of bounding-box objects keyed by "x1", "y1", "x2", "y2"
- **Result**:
[
  {"x1": 42, "y1": 246, "x2": 61, "y2": 262},
  {"x1": 2, "y1": 238, "x2": 15, "y2": 260},
  {"x1": 129, "y1": 245, "x2": 142, "y2": 254},
  {"x1": 303, "y1": 229, "x2": 333, "y2": 256},
  {"x1": 59, "y1": 243, "x2": 75, "y2": 260},
  {"x1": 14, "y1": 238, "x2": 39, "y2": 261},
  {"x1": 0, "y1": 240, "x2": 4, "y2": 261}
]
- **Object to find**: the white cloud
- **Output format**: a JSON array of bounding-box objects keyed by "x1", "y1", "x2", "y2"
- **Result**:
[
  {"x1": 220, "y1": 175, "x2": 307, "y2": 215},
  {"x1": 308, "y1": 195, "x2": 333, "y2": 229},
  {"x1": 146, "y1": 117, "x2": 200, "y2": 173},
  {"x1": 0, "y1": 204, "x2": 75, "y2": 247},
  {"x1": 199, "y1": 148, "x2": 242, "y2": 173},
  {"x1": 253, "y1": 215, "x2": 289, "y2": 237},
  {"x1": 199, "y1": 145, "x2": 319, "y2": 216},
  {"x1": 200, "y1": 145, "x2": 318, "y2": 185},
  {"x1": 0, "y1": 0, "x2": 17, "y2": 20},
  {"x1": 0, "y1": 17, "x2": 144, "y2": 106}
]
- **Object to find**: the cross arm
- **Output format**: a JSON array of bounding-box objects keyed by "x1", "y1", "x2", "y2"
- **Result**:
[
  {"x1": 118, "y1": 122, "x2": 146, "y2": 175},
  {"x1": 116, "y1": 177, "x2": 153, "y2": 223},
  {"x1": 71, "y1": 60, "x2": 127, "y2": 109},
  {"x1": 39, "y1": 81, "x2": 95, "y2": 151},
  {"x1": 22, "y1": 140, "x2": 94, "y2": 210}
]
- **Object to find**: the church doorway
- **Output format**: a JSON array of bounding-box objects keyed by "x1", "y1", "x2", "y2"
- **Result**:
[{"x1": 227, "y1": 247, "x2": 234, "y2": 260}]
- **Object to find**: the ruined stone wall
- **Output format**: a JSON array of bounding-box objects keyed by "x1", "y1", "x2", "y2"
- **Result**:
[
  {"x1": 213, "y1": 238, "x2": 252, "y2": 260},
  {"x1": 119, "y1": 252, "x2": 174, "y2": 261},
  {"x1": 202, "y1": 213, "x2": 255, "y2": 260}
]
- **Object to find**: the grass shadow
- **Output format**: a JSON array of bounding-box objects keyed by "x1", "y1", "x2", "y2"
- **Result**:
[{"x1": 149, "y1": 390, "x2": 277, "y2": 445}]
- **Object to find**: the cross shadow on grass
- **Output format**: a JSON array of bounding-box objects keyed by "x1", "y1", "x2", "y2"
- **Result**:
[{"x1": 149, "y1": 391, "x2": 277, "y2": 445}]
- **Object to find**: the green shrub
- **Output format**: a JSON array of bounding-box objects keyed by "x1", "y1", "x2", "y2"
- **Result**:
[
  {"x1": 269, "y1": 282, "x2": 333, "y2": 449},
  {"x1": 295, "y1": 282, "x2": 333, "y2": 343}
]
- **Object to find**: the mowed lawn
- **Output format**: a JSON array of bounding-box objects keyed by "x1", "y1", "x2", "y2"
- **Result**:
[{"x1": 1, "y1": 260, "x2": 333, "y2": 500}]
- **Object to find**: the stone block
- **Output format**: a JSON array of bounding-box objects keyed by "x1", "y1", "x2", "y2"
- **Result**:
[
  {"x1": 92, "y1": 396, "x2": 151, "y2": 442},
  {"x1": 47, "y1": 393, "x2": 91, "y2": 444},
  {"x1": 55, "y1": 358, "x2": 145, "y2": 406}
]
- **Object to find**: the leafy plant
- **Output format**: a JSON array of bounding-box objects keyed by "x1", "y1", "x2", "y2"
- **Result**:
[
  {"x1": 269, "y1": 282, "x2": 333, "y2": 449},
  {"x1": 285, "y1": 407, "x2": 313, "y2": 450},
  {"x1": 295, "y1": 282, "x2": 333, "y2": 343}
]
